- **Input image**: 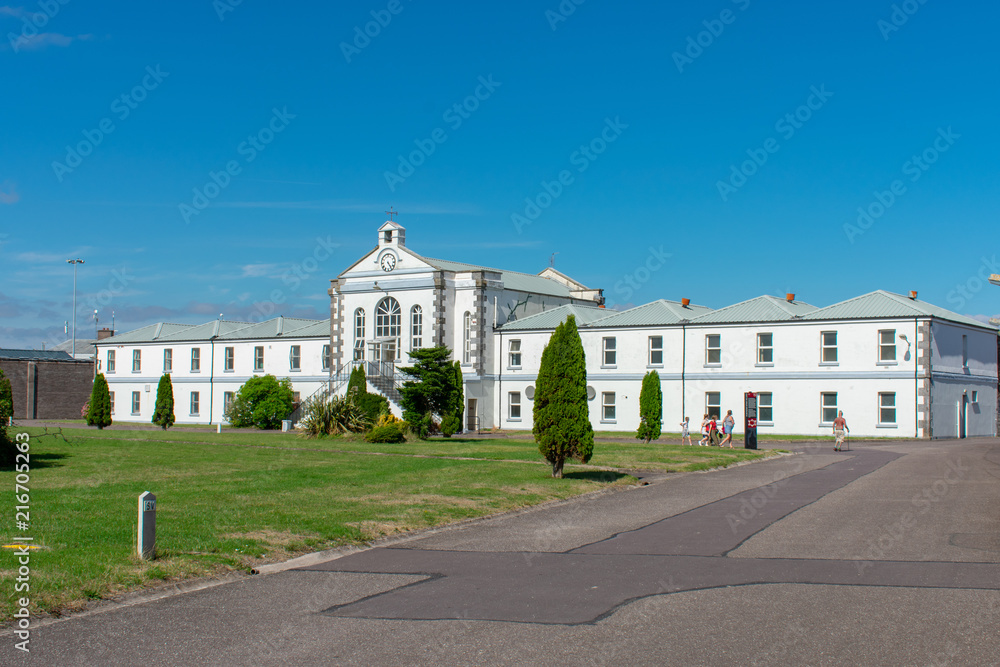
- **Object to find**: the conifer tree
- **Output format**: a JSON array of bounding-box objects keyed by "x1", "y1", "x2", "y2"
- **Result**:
[
  {"x1": 636, "y1": 370, "x2": 662, "y2": 443},
  {"x1": 533, "y1": 315, "x2": 593, "y2": 477},
  {"x1": 400, "y1": 346, "x2": 461, "y2": 438},
  {"x1": 0, "y1": 369, "x2": 14, "y2": 468},
  {"x1": 152, "y1": 374, "x2": 175, "y2": 430},
  {"x1": 346, "y1": 365, "x2": 367, "y2": 399},
  {"x1": 87, "y1": 373, "x2": 113, "y2": 429}
]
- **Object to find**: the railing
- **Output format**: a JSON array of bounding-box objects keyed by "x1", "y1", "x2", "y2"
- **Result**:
[{"x1": 286, "y1": 359, "x2": 412, "y2": 424}]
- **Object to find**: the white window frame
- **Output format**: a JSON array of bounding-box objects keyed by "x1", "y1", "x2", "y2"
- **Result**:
[
  {"x1": 508, "y1": 391, "x2": 521, "y2": 421},
  {"x1": 508, "y1": 339, "x2": 522, "y2": 369},
  {"x1": 191, "y1": 347, "x2": 201, "y2": 372},
  {"x1": 602, "y1": 392, "x2": 616, "y2": 422},
  {"x1": 821, "y1": 392, "x2": 838, "y2": 425},
  {"x1": 289, "y1": 345, "x2": 301, "y2": 371},
  {"x1": 971, "y1": 390, "x2": 979, "y2": 404},
  {"x1": 821, "y1": 331, "x2": 838, "y2": 365},
  {"x1": 603, "y1": 337, "x2": 616, "y2": 367},
  {"x1": 107, "y1": 350, "x2": 116, "y2": 373},
  {"x1": 132, "y1": 349, "x2": 141, "y2": 373},
  {"x1": 962, "y1": 335, "x2": 968, "y2": 369},
  {"x1": 757, "y1": 392, "x2": 773, "y2": 424},
  {"x1": 648, "y1": 336, "x2": 663, "y2": 366},
  {"x1": 322, "y1": 344, "x2": 331, "y2": 371},
  {"x1": 163, "y1": 348, "x2": 172, "y2": 373},
  {"x1": 757, "y1": 333, "x2": 773, "y2": 365},
  {"x1": 223, "y1": 391, "x2": 234, "y2": 415},
  {"x1": 410, "y1": 305, "x2": 423, "y2": 351},
  {"x1": 254, "y1": 346, "x2": 264, "y2": 371},
  {"x1": 224, "y1": 346, "x2": 235, "y2": 372},
  {"x1": 109, "y1": 391, "x2": 115, "y2": 415},
  {"x1": 376, "y1": 297, "x2": 402, "y2": 351},
  {"x1": 705, "y1": 334, "x2": 721, "y2": 366},
  {"x1": 354, "y1": 308, "x2": 366, "y2": 361},
  {"x1": 463, "y1": 312, "x2": 472, "y2": 364},
  {"x1": 705, "y1": 392, "x2": 721, "y2": 419},
  {"x1": 131, "y1": 391, "x2": 140, "y2": 415},
  {"x1": 878, "y1": 392, "x2": 896, "y2": 426},
  {"x1": 190, "y1": 391, "x2": 200, "y2": 416},
  {"x1": 878, "y1": 329, "x2": 897, "y2": 364}
]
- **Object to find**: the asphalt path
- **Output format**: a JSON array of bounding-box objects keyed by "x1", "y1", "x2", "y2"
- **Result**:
[{"x1": 3, "y1": 438, "x2": 999, "y2": 665}]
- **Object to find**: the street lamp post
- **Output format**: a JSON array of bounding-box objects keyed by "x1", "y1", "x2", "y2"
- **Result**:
[{"x1": 67, "y1": 258, "x2": 85, "y2": 358}]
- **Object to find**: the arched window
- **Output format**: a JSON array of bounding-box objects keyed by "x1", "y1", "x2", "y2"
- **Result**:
[
  {"x1": 411, "y1": 305, "x2": 423, "y2": 350},
  {"x1": 354, "y1": 308, "x2": 365, "y2": 361},
  {"x1": 463, "y1": 311, "x2": 472, "y2": 364},
  {"x1": 376, "y1": 297, "x2": 401, "y2": 339}
]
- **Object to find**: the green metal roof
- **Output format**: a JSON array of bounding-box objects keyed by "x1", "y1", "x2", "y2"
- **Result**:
[
  {"x1": 498, "y1": 304, "x2": 609, "y2": 331},
  {"x1": 99, "y1": 317, "x2": 330, "y2": 344},
  {"x1": 588, "y1": 300, "x2": 713, "y2": 328},
  {"x1": 101, "y1": 322, "x2": 193, "y2": 344},
  {"x1": 801, "y1": 290, "x2": 993, "y2": 329},
  {"x1": 690, "y1": 295, "x2": 816, "y2": 324}
]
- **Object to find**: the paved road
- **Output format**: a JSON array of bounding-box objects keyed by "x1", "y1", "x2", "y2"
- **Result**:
[{"x1": 3, "y1": 438, "x2": 999, "y2": 665}]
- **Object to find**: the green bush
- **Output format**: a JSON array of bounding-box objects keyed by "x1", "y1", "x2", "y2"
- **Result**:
[
  {"x1": 365, "y1": 422, "x2": 406, "y2": 443},
  {"x1": 300, "y1": 394, "x2": 369, "y2": 436},
  {"x1": 636, "y1": 370, "x2": 662, "y2": 443},
  {"x1": 356, "y1": 392, "x2": 390, "y2": 424},
  {"x1": 225, "y1": 375, "x2": 294, "y2": 430},
  {"x1": 152, "y1": 374, "x2": 175, "y2": 430},
  {"x1": 0, "y1": 370, "x2": 13, "y2": 468},
  {"x1": 440, "y1": 412, "x2": 460, "y2": 438},
  {"x1": 87, "y1": 374, "x2": 113, "y2": 429}
]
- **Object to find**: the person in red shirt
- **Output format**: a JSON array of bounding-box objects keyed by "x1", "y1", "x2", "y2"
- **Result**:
[{"x1": 833, "y1": 411, "x2": 849, "y2": 451}]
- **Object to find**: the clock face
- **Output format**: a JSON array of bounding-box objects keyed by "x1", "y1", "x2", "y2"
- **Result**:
[{"x1": 380, "y1": 253, "x2": 396, "y2": 272}]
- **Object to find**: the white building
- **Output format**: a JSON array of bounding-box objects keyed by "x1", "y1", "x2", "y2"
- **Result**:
[{"x1": 96, "y1": 220, "x2": 999, "y2": 438}]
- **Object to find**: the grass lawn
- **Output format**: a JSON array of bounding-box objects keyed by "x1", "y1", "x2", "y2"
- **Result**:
[{"x1": 0, "y1": 426, "x2": 770, "y2": 621}]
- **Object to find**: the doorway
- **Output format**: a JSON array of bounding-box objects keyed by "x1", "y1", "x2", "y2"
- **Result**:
[{"x1": 466, "y1": 398, "x2": 478, "y2": 432}]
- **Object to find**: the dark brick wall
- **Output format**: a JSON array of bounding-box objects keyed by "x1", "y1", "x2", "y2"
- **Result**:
[{"x1": 0, "y1": 359, "x2": 95, "y2": 419}]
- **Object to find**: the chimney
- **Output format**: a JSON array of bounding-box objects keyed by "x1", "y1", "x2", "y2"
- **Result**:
[
  {"x1": 908, "y1": 290, "x2": 918, "y2": 300},
  {"x1": 785, "y1": 293, "x2": 795, "y2": 302},
  {"x1": 97, "y1": 327, "x2": 115, "y2": 340},
  {"x1": 681, "y1": 298, "x2": 691, "y2": 307}
]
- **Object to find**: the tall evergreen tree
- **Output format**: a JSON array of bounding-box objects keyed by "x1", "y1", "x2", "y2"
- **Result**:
[
  {"x1": 87, "y1": 373, "x2": 113, "y2": 429},
  {"x1": 636, "y1": 370, "x2": 662, "y2": 443},
  {"x1": 152, "y1": 374, "x2": 175, "y2": 430},
  {"x1": 400, "y1": 346, "x2": 461, "y2": 438},
  {"x1": 0, "y1": 369, "x2": 15, "y2": 468},
  {"x1": 346, "y1": 365, "x2": 367, "y2": 399},
  {"x1": 533, "y1": 315, "x2": 593, "y2": 478}
]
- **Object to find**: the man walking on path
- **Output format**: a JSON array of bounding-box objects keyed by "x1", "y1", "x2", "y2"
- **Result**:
[{"x1": 833, "y1": 410, "x2": 849, "y2": 451}]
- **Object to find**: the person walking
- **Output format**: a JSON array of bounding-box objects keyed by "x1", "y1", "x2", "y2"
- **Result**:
[
  {"x1": 833, "y1": 410, "x2": 849, "y2": 451},
  {"x1": 680, "y1": 416, "x2": 693, "y2": 446},
  {"x1": 697, "y1": 414, "x2": 710, "y2": 446},
  {"x1": 708, "y1": 415, "x2": 720, "y2": 446},
  {"x1": 719, "y1": 409, "x2": 736, "y2": 448}
]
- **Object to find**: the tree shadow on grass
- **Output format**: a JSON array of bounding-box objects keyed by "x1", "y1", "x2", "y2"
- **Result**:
[{"x1": 561, "y1": 470, "x2": 632, "y2": 483}]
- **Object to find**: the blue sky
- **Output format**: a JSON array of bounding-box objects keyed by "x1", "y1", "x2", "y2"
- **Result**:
[{"x1": 1, "y1": 0, "x2": 998, "y2": 349}]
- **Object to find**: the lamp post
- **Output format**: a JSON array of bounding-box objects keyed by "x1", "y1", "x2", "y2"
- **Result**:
[{"x1": 67, "y1": 258, "x2": 85, "y2": 358}]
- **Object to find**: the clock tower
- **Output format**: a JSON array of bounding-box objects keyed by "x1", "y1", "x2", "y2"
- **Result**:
[{"x1": 376, "y1": 219, "x2": 405, "y2": 273}]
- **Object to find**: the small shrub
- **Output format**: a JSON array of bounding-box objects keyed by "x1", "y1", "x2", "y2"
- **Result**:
[
  {"x1": 80, "y1": 400, "x2": 89, "y2": 419},
  {"x1": 356, "y1": 392, "x2": 390, "y2": 424},
  {"x1": 374, "y1": 411, "x2": 402, "y2": 428},
  {"x1": 441, "y1": 412, "x2": 460, "y2": 438},
  {"x1": 407, "y1": 412, "x2": 432, "y2": 440},
  {"x1": 87, "y1": 374, "x2": 113, "y2": 429},
  {"x1": 365, "y1": 422, "x2": 406, "y2": 443},
  {"x1": 300, "y1": 394, "x2": 368, "y2": 436}
]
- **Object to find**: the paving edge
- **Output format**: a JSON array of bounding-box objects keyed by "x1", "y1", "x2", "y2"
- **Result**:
[{"x1": 0, "y1": 450, "x2": 793, "y2": 634}]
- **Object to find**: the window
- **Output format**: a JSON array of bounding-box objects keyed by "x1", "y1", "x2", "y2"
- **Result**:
[
  {"x1": 163, "y1": 348, "x2": 172, "y2": 373},
  {"x1": 821, "y1": 392, "x2": 838, "y2": 424},
  {"x1": 191, "y1": 348, "x2": 201, "y2": 372},
  {"x1": 508, "y1": 392, "x2": 521, "y2": 420},
  {"x1": 384, "y1": 229, "x2": 392, "y2": 243},
  {"x1": 463, "y1": 312, "x2": 472, "y2": 364},
  {"x1": 758, "y1": 392, "x2": 773, "y2": 423},
  {"x1": 131, "y1": 391, "x2": 141, "y2": 415},
  {"x1": 972, "y1": 390, "x2": 979, "y2": 404},
  {"x1": 706, "y1": 334, "x2": 721, "y2": 365},
  {"x1": 508, "y1": 339, "x2": 522, "y2": 368},
  {"x1": 109, "y1": 391, "x2": 115, "y2": 415},
  {"x1": 602, "y1": 392, "x2": 616, "y2": 421},
  {"x1": 821, "y1": 332, "x2": 838, "y2": 363},
  {"x1": 354, "y1": 308, "x2": 365, "y2": 361},
  {"x1": 411, "y1": 305, "x2": 423, "y2": 350},
  {"x1": 879, "y1": 392, "x2": 896, "y2": 425},
  {"x1": 878, "y1": 330, "x2": 896, "y2": 363},
  {"x1": 322, "y1": 344, "x2": 331, "y2": 371},
  {"x1": 224, "y1": 346, "x2": 234, "y2": 372},
  {"x1": 603, "y1": 337, "x2": 616, "y2": 366},
  {"x1": 223, "y1": 391, "x2": 234, "y2": 415},
  {"x1": 254, "y1": 346, "x2": 264, "y2": 371},
  {"x1": 107, "y1": 350, "x2": 116, "y2": 373},
  {"x1": 962, "y1": 335, "x2": 968, "y2": 369},
  {"x1": 190, "y1": 391, "x2": 200, "y2": 416},
  {"x1": 132, "y1": 349, "x2": 141, "y2": 372},
  {"x1": 292, "y1": 391, "x2": 300, "y2": 407},
  {"x1": 289, "y1": 345, "x2": 301, "y2": 371},
  {"x1": 706, "y1": 392, "x2": 721, "y2": 419},
  {"x1": 648, "y1": 336, "x2": 663, "y2": 365},
  {"x1": 757, "y1": 333, "x2": 773, "y2": 364},
  {"x1": 376, "y1": 297, "x2": 401, "y2": 343}
]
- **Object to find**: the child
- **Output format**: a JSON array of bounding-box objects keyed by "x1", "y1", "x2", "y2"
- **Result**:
[
  {"x1": 708, "y1": 415, "x2": 719, "y2": 446},
  {"x1": 697, "y1": 414, "x2": 710, "y2": 446},
  {"x1": 680, "y1": 416, "x2": 692, "y2": 446}
]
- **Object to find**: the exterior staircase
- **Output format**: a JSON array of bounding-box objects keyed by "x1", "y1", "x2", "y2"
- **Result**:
[{"x1": 288, "y1": 359, "x2": 410, "y2": 424}]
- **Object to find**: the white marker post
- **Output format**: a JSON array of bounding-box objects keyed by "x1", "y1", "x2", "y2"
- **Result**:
[{"x1": 137, "y1": 491, "x2": 156, "y2": 560}]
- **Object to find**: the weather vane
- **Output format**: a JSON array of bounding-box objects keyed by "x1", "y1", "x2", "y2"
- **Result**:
[{"x1": 385, "y1": 206, "x2": 398, "y2": 221}]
